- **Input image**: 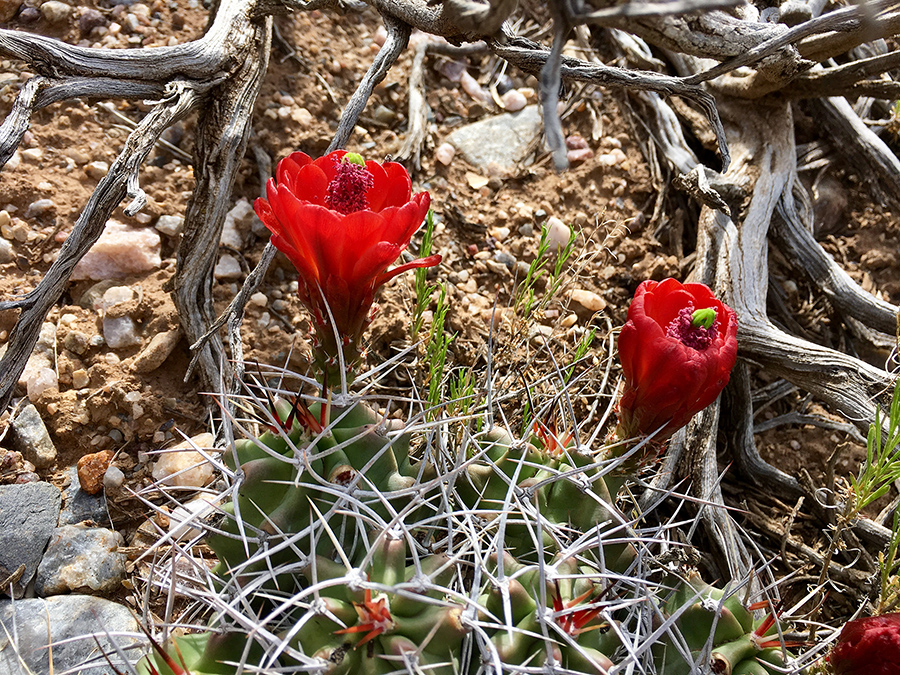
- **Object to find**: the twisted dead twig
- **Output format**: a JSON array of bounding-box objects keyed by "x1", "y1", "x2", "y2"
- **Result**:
[
  {"x1": 0, "y1": 0, "x2": 273, "y2": 411},
  {"x1": 0, "y1": 82, "x2": 201, "y2": 409}
]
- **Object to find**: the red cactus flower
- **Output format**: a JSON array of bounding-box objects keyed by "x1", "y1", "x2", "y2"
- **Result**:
[
  {"x1": 615, "y1": 278, "x2": 738, "y2": 443},
  {"x1": 552, "y1": 583, "x2": 604, "y2": 637},
  {"x1": 830, "y1": 614, "x2": 900, "y2": 675},
  {"x1": 334, "y1": 587, "x2": 395, "y2": 647},
  {"x1": 253, "y1": 150, "x2": 440, "y2": 381}
]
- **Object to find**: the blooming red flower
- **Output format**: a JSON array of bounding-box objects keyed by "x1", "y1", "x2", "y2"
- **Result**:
[
  {"x1": 830, "y1": 614, "x2": 900, "y2": 675},
  {"x1": 615, "y1": 278, "x2": 738, "y2": 443},
  {"x1": 253, "y1": 150, "x2": 439, "y2": 381}
]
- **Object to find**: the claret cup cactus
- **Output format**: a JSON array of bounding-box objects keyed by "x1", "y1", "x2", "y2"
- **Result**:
[{"x1": 139, "y1": 149, "x2": 808, "y2": 675}]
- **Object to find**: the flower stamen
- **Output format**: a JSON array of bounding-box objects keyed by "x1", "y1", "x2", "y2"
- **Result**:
[
  {"x1": 666, "y1": 302, "x2": 719, "y2": 350},
  {"x1": 325, "y1": 154, "x2": 374, "y2": 214}
]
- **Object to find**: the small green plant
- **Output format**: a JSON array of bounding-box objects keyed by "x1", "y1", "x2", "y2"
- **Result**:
[
  {"x1": 425, "y1": 283, "x2": 454, "y2": 417},
  {"x1": 412, "y1": 209, "x2": 437, "y2": 338},
  {"x1": 564, "y1": 326, "x2": 596, "y2": 384},
  {"x1": 447, "y1": 366, "x2": 478, "y2": 420},
  {"x1": 878, "y1": 510, "x2": 900, "y2": 613},
  {"x1": 811, "y1": 379, "x2": 900, "y2": 632},
  {"x1": 514, "y1": 221, "x2": 578, "y2": 322}
]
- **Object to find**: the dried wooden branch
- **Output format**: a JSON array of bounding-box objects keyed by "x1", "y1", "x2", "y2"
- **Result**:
[
  {"x1": 0, "y1": 83, "x2": 200, "y2": 410},
  {"x1": 0, "y1": 0, "x2": 274, "y2": 409},
  {"x1": 489, "y1": 32, "x2": 731, "y2": 169}
]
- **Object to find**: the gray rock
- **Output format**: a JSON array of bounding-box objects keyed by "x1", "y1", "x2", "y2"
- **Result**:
[
  {"x1": 10, "y1": 402, "x2": 57, "y2": 469},
  {"x1": 59, "y1": 466, "x2": 110, "y2": 528},
  {"x1": 79, "y1": 8, "x2": 105, "y2": 34},
  {"x1": 24, "y1": 199, "x2": 55, "y2": 219},
  {"x1": 102, "y1": 316, "x2": 141, "y2": 349},
  {"x1": 0, "y1": 482, "x2": 61, "y2": 598},
  {"x1": 446, "y1": 105, "x2": 542, "y2": 174},
  {"x1": 0, "y1": 596, "x2": 142, "y2": 675},
  {"x1": 154, "y1": 214, "x2": 184, "y2": 237},
  {"x1": 35, "y1": 524, "x2": 125, "y2": 596}
]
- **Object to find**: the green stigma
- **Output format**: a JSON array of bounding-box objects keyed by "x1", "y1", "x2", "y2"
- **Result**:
[
  {"x1": 691, "y1": 307, "x2": 717, "y2": 329},
  {"x1": 343, "y1": 152, "x2": 365, "y2": 166}
]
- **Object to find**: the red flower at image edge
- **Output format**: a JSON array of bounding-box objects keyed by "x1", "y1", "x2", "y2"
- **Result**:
[
  {"x1": 616, "y1": 278, "x2": 738, "y2": 442},
  {"x1": 253, "y1": 150, "x2": 439, "y2": 376},
  {"x1": 830, "y1": 614, "x2": 900, "y2": 675}
]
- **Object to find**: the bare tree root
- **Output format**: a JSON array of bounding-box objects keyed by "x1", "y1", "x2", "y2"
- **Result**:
[
  {"x1": 0, "y1": 0, "x2": 276, "y2": 408},
  {"x1": 173, "y1": 15, "x2": 273, "y2": 394},
  {"x1": 0, "y1": 83, "x2": 200, "y2": 410}
]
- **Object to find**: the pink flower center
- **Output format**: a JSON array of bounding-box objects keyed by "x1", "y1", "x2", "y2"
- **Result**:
[
  {"x1": 666, "y1": 303, "x2": 718, "y2": 350},
  {"x1": 325, "y1": 155, "x2": 374, "y2": 214}
]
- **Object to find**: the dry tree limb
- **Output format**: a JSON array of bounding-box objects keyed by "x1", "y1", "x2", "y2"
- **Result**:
[
  {"x1": 0, "y1": 0, "x2": 281, "y2": 408},
  {"x1": 808, "y1": 96, "x2": 900, "y2": 213},
  {"x1": 489, "y1": 32, "x2": 731, "y2": 169},
  {"x1": 0, "y1": 83, "x2": 200, "y2": 410},
  {"x1": 395, "y1": 39, "x2": 429, "y2": 169},
  {"x1": 172, "y1": 15, "x2": 273, "y2": 393},
  {"x1": 771, "y1": 183, "x2": 899, "y2": 338},
  {"x1": 785, "y1": 49, "x2": 900, "y2": 99}
]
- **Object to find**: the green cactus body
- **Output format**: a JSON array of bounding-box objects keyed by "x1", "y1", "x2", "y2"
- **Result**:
[
  {"x1": 207, "y1": 399, "x2": 432, "y2": 589},
  {"x1": 139, "y1": 631, "x2": 268, "y2": 675},
  {"x1": 458, "y1": 425, "x2": 635, "y2": 569},
  {"x1": 655, "y1": 572, "x2": 795, "y2": 675},
  {"x1": 284, "y1": 535, "x2": 469, "y2": 675},
  {"x1": 479, "y1": 554, "x2": 619, "y2": 672}
]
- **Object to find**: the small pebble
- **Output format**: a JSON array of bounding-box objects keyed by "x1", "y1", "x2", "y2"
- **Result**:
[
  {"x1": 0, "y1": 210, "x2": 9, "y2": 229},
  {"x1": 21, "y1": 148, "x2": 42, "y2": 162},
  {"x1": 566, "y1": 135, "x2": 590, "y2": 150},
  {"x1": 155, "y1": 214, "x2": 184, "y2": 237},
  {"x1": 501, "y1": 89, "x2": 527, "y2": 112},
  {"x1": 597, "y1": 149, "x2": 627, "y2": 167},
  {"x1": 569, "y1": 289, "x2": 607, "y2": 312},
  {"x1": 490, "y1": 226, "x2": 510, "y2": 241},
  {"x1": 0, "y1": 238, "x2": 13, "y2": 264},
  {"x1": 435, "y1": 142, "x2": 455, "y2": 166},
  {"x1": 79, "y1": 8, "x2": 106, "y2": 34},
  {"x1": 102, "y1": 316, "x2": 141, "y2": 349},
  {"x1": 168, "y1": 494, "x2": 217, "y2": 540},
  {"x1": 151, "y1": 433, "x2": 217, "y2": 488},
  {"x1": 84, "y1": 161, "x2": 110, "y2": 180},
  {"x1": 72, "y1": 369, "x2": 89, "y2": 389},
  {"x1": 567, "y1": 148, "x2": 594, "y2": 163},
  {"x1": 40, "y1": 0, "x2": 71, "y2": 23},
  {"x1": 103, "y1": 465, "x2": 125, "y2": 491},
  {"x1": 249, "y1": 292, "x2": 268, "y2": 307},
  {"x1": 214, "y1": 253, "x2": 242, "y2": 279},
  {"x1": 560, "y1": 313, "x2": 578, "y2": 328},
  {"x1": 459, "y1": 70, "x2": 492, "y2": 105},
  {"x1": 25, "y1": 199, "x2": 56, "y2": 218},
  {"x1": 545, "y1": 216, "x2": 571, "y2": 249},
  {"x1": 18, "y1": 7, "x2": 40, "y2": 23},
  {"x1": 63, "y1": 331, "x2": 89, "y2": 355},
  {"x1": 100, "y1": 285, "x2": 134, "y2": 309},
  {"x1": 77, "y1": 450, "x2": 114, "y2": 495},
  {"x1": 3, "y1": 151, "x2": 21, "y2": 171}
]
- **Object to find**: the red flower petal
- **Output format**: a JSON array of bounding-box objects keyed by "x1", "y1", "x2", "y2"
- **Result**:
[
  {"x1": 252, "y1": 151, "x2": 438, "y2": 379},
  {"x1": 617, "y1": 278, "x2": 738, "y2": 441}
]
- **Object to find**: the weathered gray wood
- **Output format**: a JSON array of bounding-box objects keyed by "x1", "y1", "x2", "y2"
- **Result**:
[{"x1": 0, "y1": 0, "x2": 276, "y2": 410}]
